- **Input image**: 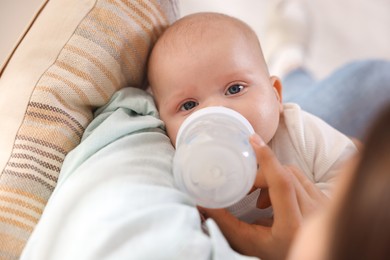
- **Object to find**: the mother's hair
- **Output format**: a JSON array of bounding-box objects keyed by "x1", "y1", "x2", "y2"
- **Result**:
[{"x1": 329, "y1": 103, "x2": 390, "y2": 260}]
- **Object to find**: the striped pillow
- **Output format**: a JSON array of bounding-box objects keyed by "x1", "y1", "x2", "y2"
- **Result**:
[{"x1": 0, "y1": 0, "x2": 178, "y2": 258}]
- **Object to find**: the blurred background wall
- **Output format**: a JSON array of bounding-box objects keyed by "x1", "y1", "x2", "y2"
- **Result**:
[{"x1": 1, "y1": 0, "x2": 389, "y2": 78}]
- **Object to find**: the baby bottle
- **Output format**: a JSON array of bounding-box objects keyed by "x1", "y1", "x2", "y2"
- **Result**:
[{"x1": 173, "y1": 106, "x2": 257, "y2": 208}]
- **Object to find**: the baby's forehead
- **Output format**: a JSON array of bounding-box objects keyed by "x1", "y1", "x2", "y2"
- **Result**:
[
  {"x1": 159, "y1": 13, "x2": 257, "y2": 50},
  {"x1": 148, "y1": 12, "x2": 265, "y2": 85},
  {"x1": 170, "y1": 13, "x2": 241, "y2": 33}
]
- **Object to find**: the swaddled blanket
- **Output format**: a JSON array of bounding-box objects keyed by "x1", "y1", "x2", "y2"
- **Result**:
[{"x1": 21, "y1": 87, "x2": 255, "y2": 260}]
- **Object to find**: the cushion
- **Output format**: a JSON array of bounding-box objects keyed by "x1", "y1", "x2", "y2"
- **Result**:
[{"x1": 0, "y1": 0, "x2": 178, "y2": 258}]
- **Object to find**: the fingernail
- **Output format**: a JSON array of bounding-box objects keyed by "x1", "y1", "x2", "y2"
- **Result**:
[{"x1": 251, "y1": 133, "x2": 265, "y2": 146}]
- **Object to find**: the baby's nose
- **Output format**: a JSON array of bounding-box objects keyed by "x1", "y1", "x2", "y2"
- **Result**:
[{"x1": 204, "y1": 98, "x2": 229, "y2": 109}]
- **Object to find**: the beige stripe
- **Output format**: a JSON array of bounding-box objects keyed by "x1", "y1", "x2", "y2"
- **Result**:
[
  {"x1": 0, "y1": 210, "x2": 37, "y2": 228},
  {"x1": 7, "y1": 160, "x2": 58, "y2": 184},
  {"x1": 77, "y1": 21, "x2": 139, "y2": 86},
  {"x1": 0, "y1": 206, "x2": 39, "y2": 224},
  {"x1": 26, "y1": 107, "x2": 83, "y2": 139},
  {"x1": 148, "y1": 0, "x2": 171, "y2": 25},
  {"x1": 9, "y1": 153, "x2": 60, "y2": 173},
  {"x1": 44, "y1": 71, "x2": 92, "y2": 105},
  {"x1": 64, "y1": 44, "x2": 120, "y2": 90},
  {"x1": 3, "y1": 169, "x2": 55, "y2": 192},
  {"x1": 16, "y1": 135, "x2": 67, "y2": 156},
  {"x1": 29, "y1": 102, "x2": 85, "y2": 133},
  {"x1": 0, "y1": 189, "x2": 47, "y2": 211},
  {"x1": 0, "y1": 232, "x2": 25, "y2": 258},
  {"x1": 136, "y1": 0, "x2": 168, "y2": 30},
  {"x1": 23, "y1": 102, "x2": 84, "y2": 137},
  {"x1": 6, "y1": 162, "x2": 58, "y2": 183},
  {"x1": 21, "y1": 120, "x2": 81, "y2": 148},
  {"x1": 116, "y1": 1, "x2": 160, "y2": 47},
  {"x1": 12, "y1": 144, "x2": 63, "y2": 163},
  {"x1": 129, "y1": 0, "x2": 169, "y2": 38},
  {"x1": 56, "y1": 60, "x2": 110, "y2": 102},
  {"x1": 81, "y1": 6, "x2": 145, "y2": 67},
  {"x1": 0, "y1": 216, "x2": 33, "y2": 233},
  {"x1": 78, "y1": 2, "x2": 161, "y2": 84},
  {"x1": 17, "y1": 125, "x2": 79, "y2": 153},
  {"x1": 11, "y1": 141, "x2": 62, "y2": 163},
  {"x1": 35, "y1": 85, "x2": 92, "y2": 120},
  {"x1": 110, "y1": 0, "x2": 160, "y2": 40}
]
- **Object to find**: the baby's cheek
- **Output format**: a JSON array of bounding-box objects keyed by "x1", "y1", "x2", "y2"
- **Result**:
[
  {"x1": 258, "y1": 112, "x2": 280, "y2": 142},
  {"x1": 166, "y1": 123, "x2": 180, "y2": 147}
]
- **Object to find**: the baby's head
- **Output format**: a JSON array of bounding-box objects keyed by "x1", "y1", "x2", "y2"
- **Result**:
[{"x1": 148, "y1": 12, "x2": 283, "y2": 146}]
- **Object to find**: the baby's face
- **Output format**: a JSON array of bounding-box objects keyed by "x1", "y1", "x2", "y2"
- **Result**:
[{"x1": 149, "y1": 26, "x2": 283, "y2": 146}]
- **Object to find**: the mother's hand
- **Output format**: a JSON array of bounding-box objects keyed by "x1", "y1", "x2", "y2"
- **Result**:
[{"x1": 200, "y1": 134, "x2": 328, "y2": 260}]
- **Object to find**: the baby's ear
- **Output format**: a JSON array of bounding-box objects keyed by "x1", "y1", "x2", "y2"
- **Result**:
[{"x1": 270, "y1": 76, "x2": 283, "y2": 103}]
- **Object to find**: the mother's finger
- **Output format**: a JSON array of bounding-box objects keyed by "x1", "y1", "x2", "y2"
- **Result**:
[
  {"x1": 200, "y1": 207, "x2": 271, "y2": 257},
  {"x1": 289, "y1": 165, "x2": 327, "y2": 201},
  {"x1": 287, "y1": 166, "x2": 328, "y2": 216},
  {"x1": 249, "y1": 134, "x2": 302, "y2": 223}
]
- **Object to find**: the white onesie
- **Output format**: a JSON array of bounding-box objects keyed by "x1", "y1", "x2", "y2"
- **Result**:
[{"x1": 227, "y1": 103, "x2": 357, "y2": 223}]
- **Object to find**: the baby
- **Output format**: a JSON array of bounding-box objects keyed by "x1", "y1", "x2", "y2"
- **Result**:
[{"x1": 147, "y1": 12, "x2": 357, "y2": 223}]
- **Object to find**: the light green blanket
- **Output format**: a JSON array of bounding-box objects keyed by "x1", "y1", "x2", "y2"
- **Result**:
[{"x1": 21, "y1": 87, "x2": 256, "y2": 260}]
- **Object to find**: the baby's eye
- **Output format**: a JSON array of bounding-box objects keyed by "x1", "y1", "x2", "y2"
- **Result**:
[
  {"x1": 180, "y1": 100, "x2": 199, "y2": 111},
  {"x1": 225, "y1": 84, "x2": 244, "y2": 96}
]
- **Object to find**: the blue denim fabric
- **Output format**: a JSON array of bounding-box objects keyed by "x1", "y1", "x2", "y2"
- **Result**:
[{"x1": 282, "y1": 60, "x2": 390, "y2": 139}]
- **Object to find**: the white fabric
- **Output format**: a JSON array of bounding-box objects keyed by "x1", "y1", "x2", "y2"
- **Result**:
[
  {"x1": 20, "y1": 88, "x2": 256, "y2": 260},
  {"x1": 228, "y1": 103, "x2": 357, "y2": 222}
]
